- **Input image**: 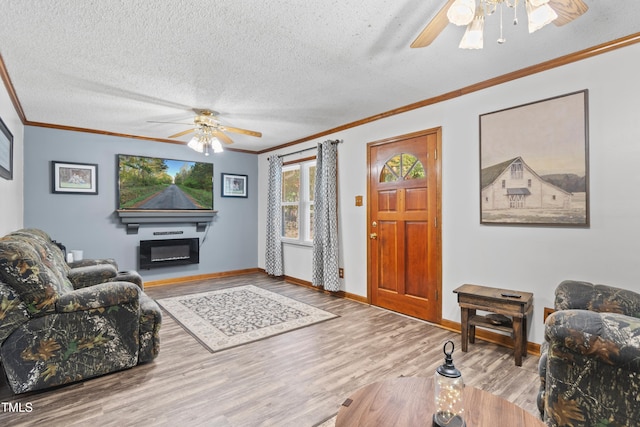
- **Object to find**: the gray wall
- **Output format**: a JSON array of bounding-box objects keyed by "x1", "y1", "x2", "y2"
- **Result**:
[{"x1": 24, "y1": 126, "x2": 258, "y2": 281}]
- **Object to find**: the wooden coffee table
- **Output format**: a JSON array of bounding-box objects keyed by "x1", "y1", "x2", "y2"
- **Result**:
[{"x1": 335, "y1": 377, "x2": 544, "y2": 427}]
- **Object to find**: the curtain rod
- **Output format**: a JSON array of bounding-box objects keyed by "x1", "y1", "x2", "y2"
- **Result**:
[{"x1": 276, "y1": 139, "x2": 342, "y2": 158}]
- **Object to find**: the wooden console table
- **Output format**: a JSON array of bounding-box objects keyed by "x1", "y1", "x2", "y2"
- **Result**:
[
  {"x1": 336, "y1": 377, "x2": 544, "y2": 426},
  {"x1": 453, "y1": 284, "x2": 533, "y2": 366}
]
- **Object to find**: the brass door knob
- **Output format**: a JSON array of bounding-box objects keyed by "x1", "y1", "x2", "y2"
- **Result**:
[{"x1": 370, "y1": 233, "x2": 378, "y2": 239}]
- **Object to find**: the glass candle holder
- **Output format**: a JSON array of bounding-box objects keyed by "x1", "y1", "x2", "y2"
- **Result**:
[{"x1": 433, "y1": 340, "x2": 465, "y2": 427}]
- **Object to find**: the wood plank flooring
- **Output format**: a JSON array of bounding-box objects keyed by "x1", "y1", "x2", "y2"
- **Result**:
[{"x1": 0, "y1": 273, "x2": 542, "y2": 426}]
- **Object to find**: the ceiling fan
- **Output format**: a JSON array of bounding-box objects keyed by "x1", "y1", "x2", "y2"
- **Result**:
[{"x1": 411, "y1": 0, "x2": 588, "y2": 48}]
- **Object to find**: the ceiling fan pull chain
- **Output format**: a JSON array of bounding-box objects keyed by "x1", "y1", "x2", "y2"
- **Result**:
[{"x1": 498, "y1": 3, "x2": 506, "y2": 44}]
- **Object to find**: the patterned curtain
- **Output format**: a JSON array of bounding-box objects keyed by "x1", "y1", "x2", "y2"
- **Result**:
[
  {"x1": 312, "y1": 140, "x2": 340, "y2": 291},
  {"x1": 265, "y1": 155, "x2": 283, "y2": 276}
]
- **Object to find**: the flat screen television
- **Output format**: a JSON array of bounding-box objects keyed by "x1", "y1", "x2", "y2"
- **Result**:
[{"x1": 117, "y1": 154, "x2": 214, "y2": 210}]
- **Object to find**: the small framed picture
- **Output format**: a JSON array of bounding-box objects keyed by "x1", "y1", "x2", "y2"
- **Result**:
[
  {"x1": 0, "y1": 116, "x2": 13, "y2": 180},
  {"x1": 221, "y1": 173, "x2": 248, "y2": 198},
  {"x1": 52, "y1": 161, "x2": 98, "y2": 195}
]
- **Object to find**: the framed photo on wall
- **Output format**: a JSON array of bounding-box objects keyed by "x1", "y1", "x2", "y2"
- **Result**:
[
  {"x1": 0, "y1": 116, "x2": 13, "y2": 180},
  {"x1": 221, "y1": 173, "x2": 248, "y2": 198},
  {"x1": 479, "y1": 90, "x2": 589, "y2": 227},
  {"x1": 51, "y1": 161, "x2": 99, "y2": 195}
]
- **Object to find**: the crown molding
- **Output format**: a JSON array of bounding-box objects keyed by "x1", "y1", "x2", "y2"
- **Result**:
[
  {"x1": 259, "y1": 31, "x2": 640, "y2": 154},
  {"x1": 2, "y1": 32, "x2": 638, "y2": 155}
]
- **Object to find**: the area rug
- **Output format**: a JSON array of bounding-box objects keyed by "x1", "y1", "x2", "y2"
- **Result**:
[
  {"x1": 157, "y1": 285, "x2": 338, "y2": 352},
  {"x1": 312, "y1": 414, "x2": 337, "y2": 427}
]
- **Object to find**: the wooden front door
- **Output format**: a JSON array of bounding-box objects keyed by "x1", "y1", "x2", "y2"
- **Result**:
[{"x1": 367, "y1": 128, "x2": 442, "y2": 323}]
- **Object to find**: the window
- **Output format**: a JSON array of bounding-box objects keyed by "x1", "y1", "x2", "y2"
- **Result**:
[
  {"x1": 281, "y1": 159, "x2": 316, "y2": 242},
  {"x1": 380, "y1": 153, "x2": 425, "y2": 182},
  {"x1": 511, "y1": 161, "x2": 523, "y2": 179}
]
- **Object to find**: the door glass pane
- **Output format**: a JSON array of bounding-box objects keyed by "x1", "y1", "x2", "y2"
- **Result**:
[
  {"x1": 387, "y1": 155, "x2": 401, "y2": 177},
  {"x1": 406, "y1": 159, "x2": 425, "y2": 179},
  {"x1": 401, "y1": 154, "x2": 417, "y2": 177},
  {"x1": 380, "y1": 165, "x2": 397, "y2": 182}
]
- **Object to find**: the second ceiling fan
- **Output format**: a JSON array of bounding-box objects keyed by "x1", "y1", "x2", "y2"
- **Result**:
[{"x1": 411, "y1": 0, "x2": 588, "y2": 49}]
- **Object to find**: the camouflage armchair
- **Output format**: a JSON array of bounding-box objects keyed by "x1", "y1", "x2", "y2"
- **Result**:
[
  {"x1": 538, "y1": 280, "x2": 640, "y2": 427},
  {"x1": 15, "y1": 228, "x2": 144, "y2": 289},
  {"x1": 0, "y1": 228, "x2": 161, "y2": 394}
]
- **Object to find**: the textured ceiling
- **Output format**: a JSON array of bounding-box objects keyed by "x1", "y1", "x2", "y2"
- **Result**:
[{"x1": 0, "y1": 0, "x2": 638, "y2": 152}]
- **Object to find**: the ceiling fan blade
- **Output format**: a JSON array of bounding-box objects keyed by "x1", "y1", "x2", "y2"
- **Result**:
[
  {"x1": 220, "y1": 125, "x2": 262, "y2": 138},
  {"x1": 411, "y1": 0, "x2": 457, "y2": 48},
  {"x1": 147, "y1": 120, "x2": 194, "y2": 125},
  {"x1": 168, "y1": 128, "x2": 195, "y2": 139},
  {"x1": 213, "y1": 131, "x2": 234, "y2": 145},
  {"x1": 549, "y1": 0, "x2": 588, "y2": 26}
]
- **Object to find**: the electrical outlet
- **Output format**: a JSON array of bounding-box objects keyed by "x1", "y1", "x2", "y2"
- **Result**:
[{"x1": 339, "y1": 268, "x2": 344, "y2": 278}]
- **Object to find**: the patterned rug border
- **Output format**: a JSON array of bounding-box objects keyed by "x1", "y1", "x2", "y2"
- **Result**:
[{"x1": 157, "y1": 285, "x2": 339, "y2": 353}]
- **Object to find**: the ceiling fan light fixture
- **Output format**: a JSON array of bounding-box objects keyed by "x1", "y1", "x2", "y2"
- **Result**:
[
  {"x1": 452, "y1": 0, "x2": 559, "y2": 48},
  {"x1": 459, "y1": 12, "x2": 484, "y2": 49},
  {"x1": 188, "y1": 136, "x2": 204, "y2": 153},
  {"x1": 526, "y1": 0, "x2": 558, "y2": 33},
  {"x1": 211, "y1": 138, "x2": 224, "y2": 154},
  {"x1": 187, "y1": 126, "x2": 224, "y2": 156},
  {"x1": 527, "y1": 0, "x2": 550, "y2": 7},
  {"x1": 447, "y1": 0, "x2": 476, "y2": 26}
]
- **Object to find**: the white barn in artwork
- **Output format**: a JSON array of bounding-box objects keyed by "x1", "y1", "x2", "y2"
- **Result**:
[{"x1": 481, "y1": 157, "x2": 571, "y2": 210}]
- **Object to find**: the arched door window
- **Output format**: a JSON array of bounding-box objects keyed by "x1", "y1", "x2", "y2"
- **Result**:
[{"x1": 380, "y1": 153, "x2": 425, "y2": 182}]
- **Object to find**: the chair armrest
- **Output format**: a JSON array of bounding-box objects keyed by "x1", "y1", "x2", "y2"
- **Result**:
[
  {"x1": 545, "y1": 309, "x2": 640, "y2": 371},
  {"x1": 555, "y1": 280, "x2": 640, "y2": 318},
  {"x1": 68, "y1": 258, "x2": 118, "y2": 269},
  {"x1": 67, "y1": 264, "x2": 118, "y2": 289},
  {"x1": 55, "y1": 282, "x2": 140, "y2": 313},
  {"x1": 537, "y1": 341, "x2": 549, "y2": 416}
]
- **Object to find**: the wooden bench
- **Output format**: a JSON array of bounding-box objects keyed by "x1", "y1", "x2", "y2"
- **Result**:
[{"x1": 453, "y1": 284, "x2": 534, "y2": 366}]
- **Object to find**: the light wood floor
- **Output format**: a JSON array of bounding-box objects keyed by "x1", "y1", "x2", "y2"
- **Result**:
[{"x1": 0, "y1": 273, "x2": 542, "y2": 426}]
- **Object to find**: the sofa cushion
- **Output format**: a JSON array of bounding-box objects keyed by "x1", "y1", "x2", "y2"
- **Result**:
[
  {"x1": 555, "y1": 280, "x2": 640, "y2": 318},
  {"x1": 0, "y1": 237, "x2": 73, "y2": 316},
  {"x1": 9, "y1": 229, "x2": 71, "y2": 276}
]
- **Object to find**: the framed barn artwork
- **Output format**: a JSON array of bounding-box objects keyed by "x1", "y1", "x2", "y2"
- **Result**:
[{"x1": 479, "y1": 90, "x2": 589, "y2": 227}]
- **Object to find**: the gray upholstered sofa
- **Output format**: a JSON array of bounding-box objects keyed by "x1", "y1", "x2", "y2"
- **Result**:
[
  {"x1": 0, "y1": 228, "x2": 161, "y2": 394},
  {"x1": 538, "y1": 280, "x2": 640, "y2": 427}
]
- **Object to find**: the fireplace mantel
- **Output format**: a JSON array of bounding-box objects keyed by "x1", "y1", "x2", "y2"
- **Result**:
[{"x1": 116, "y1": 210, "x2": 217, "y2": 234}]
